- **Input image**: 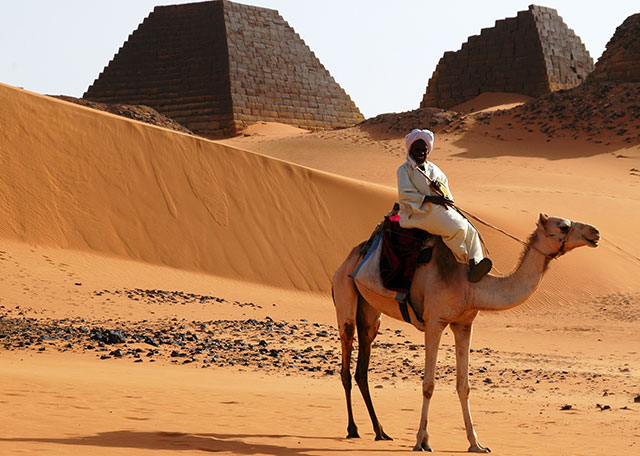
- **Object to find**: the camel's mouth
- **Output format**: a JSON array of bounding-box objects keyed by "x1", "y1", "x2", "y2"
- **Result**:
[{"x1": 584, "y1": 236, "x2": 599, "y2": 247}]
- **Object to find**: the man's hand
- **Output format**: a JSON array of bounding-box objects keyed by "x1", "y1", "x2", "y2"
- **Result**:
[{"x1": 423, "y1": 195, "x2": 455, "y2": 207}]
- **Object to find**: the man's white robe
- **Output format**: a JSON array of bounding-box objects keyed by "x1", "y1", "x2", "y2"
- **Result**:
[{"x1": 396, "y1": 160, "x2": 483, "y2": 264}]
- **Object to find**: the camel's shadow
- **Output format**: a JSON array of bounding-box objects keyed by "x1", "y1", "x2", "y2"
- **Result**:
[{"x1": 0, "y1": 430, "x2": 442, "y2": 454}]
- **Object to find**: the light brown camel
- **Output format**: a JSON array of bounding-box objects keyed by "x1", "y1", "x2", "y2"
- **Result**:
[{"x1": 332, "y1": 213, "x2": 599, "y2": 452}]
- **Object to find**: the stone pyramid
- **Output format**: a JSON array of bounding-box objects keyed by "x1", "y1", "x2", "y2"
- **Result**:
[
  {"x1": 84, "y1": 0, "x2": 363, "y2": 137},
  {"x1": 588, "y1": 13, "x2": 640, "y2": 83},
  {"x1": 420, "y1": 5, "x2": 594, "y2": 110}
]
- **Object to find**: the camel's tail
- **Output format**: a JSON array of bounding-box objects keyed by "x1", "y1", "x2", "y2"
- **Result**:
[{"x1": 332, "y1": 243, "x2": 366, "y2": 309}]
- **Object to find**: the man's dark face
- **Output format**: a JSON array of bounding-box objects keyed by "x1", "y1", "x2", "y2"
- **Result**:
[{"x1": 409, "y1": 139, "x2": 428, "y2": 165}]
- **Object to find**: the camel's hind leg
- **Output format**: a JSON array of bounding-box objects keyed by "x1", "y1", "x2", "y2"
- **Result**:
[
  {"x1": 355, "y1": 296, "x2": 392, "y2": 441},
  {"x1": 333, "y1": 255, "x2": 360, "y2": 438}
]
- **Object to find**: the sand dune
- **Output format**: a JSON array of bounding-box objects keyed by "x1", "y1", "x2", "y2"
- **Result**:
[{"x1": 0, "y1": 83, "x2": 391, "y2": 294}]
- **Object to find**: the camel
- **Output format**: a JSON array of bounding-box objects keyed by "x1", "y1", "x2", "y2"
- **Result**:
[{"x1": 332, "y1": 213, "x2": 599, "y2": 452}]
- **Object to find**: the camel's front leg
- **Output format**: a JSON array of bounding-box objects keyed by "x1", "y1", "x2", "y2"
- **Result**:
[
  {"x1": 413, "y1": 320, "x2": 446, "y2": 452},
  {"x1": 450, "y1": 322, "x2": 491, "y2": 453}
]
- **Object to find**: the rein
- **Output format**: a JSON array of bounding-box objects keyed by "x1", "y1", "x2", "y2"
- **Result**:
[
  {"x1": 459, "y1": 207, "x2": 569, "y2": 260},
  {"x1": 412, "y1": 164, "x2": 568, "y2": 261},
  {"x1": 601, "y1": 235, "x2": 640, "y2": 265}
]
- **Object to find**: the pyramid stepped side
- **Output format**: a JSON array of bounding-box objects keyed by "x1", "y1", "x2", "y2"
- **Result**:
[
  {"x1": 84, "y1": 2, "x2": 236, "y2": 136},
  {"x1": 84, "y1": 0, "x2": 363, "y2": 137},
  {"x1": 223, "y1": 1, "x2": 363, "y2": 131},
  {"x1": 588, "y1": 13, "x2": 640, "y2": 83},
  {"x1": 421, "y1": 9, "x2": 546, "y2": 109},
  {"x1": 421, "y1": 5, "x2": 593, "y2": 110},
  {"x1": 530, "y1": 5, "x2": 593, "y2": 91}
]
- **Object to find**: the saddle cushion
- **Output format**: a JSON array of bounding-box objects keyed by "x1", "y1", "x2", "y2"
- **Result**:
[{"x1": 379, "y1": 217, "x2": 432, "y2": 293}]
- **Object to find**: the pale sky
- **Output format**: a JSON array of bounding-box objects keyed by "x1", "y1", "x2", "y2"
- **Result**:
[{"x1": 1, "y1": 1, "x2": 637, "y2": 118}]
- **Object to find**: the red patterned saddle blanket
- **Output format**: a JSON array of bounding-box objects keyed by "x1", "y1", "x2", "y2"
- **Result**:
[{"x1": 379, "y1": 215, "x2": 432, "y2": 294}]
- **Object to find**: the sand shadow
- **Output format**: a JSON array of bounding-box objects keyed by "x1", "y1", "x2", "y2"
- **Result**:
[
  {"x1": 450, "y1": 123, "x2": 638, "y2": 160},
  {"x1": 0, "y1": 430, "x2": 410, "y2": 454}
]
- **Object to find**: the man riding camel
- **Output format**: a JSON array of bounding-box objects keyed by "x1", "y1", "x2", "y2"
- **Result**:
[{"x1": 397, "y1": 129, "x2": 492, "y2": 283}]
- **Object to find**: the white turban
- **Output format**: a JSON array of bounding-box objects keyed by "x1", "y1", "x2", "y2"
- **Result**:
[
  {"x1": 405, "y1": 129, "x2": 434, "y2": 153},
  {"x1": 405, "y1": 129, "x2": 434, "y2": 168}
]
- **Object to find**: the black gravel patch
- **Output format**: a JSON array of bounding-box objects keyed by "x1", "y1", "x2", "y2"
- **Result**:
[
  {"x1": 0, "y1": 305, "x2": 620, "y2": 391},
  {"x1": 93, "y1": 288, "x2": 262, "y2": 309}
]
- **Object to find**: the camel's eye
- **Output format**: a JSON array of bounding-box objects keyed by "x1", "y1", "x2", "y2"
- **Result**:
[{"x1": 558, "y1": 225, "x2": 570, "y2": 233}]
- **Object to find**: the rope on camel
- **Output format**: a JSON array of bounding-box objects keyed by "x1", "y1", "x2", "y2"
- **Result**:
[{"x1": 413, "y1": 165, "x2": 640, "y2": 266}]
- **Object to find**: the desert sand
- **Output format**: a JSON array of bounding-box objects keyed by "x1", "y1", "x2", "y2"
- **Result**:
[{"x1": 1, "y1": 82, "x2": 639, "y2": 455}]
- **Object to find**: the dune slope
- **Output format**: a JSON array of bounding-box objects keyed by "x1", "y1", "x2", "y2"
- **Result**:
[{"x1": 0, "y1": 83, "x2": 392, "y2": 294}]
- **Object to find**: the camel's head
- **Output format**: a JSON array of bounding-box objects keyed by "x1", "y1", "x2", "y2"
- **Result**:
[{"x1": 536, "y1": 213, "x2": 600, "y2": 257}]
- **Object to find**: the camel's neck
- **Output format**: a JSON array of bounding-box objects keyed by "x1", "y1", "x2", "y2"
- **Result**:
[{"x1": 470, "y1": 234, "x2": 552, "y2": 311}]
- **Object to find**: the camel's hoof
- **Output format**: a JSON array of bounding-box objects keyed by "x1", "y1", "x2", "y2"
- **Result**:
[
  {"x1": 468, "y1": 443, "x2": 491, "y2": 453},
  {"x1": 375, "y1": 431, "x2": 393, "y2": 441},
  {"x1": 412, "y1": 442, "x2": 433, "y2": 452},
  {"x1": 346, "y1": 428, "x2": 360, "y2": 439}
]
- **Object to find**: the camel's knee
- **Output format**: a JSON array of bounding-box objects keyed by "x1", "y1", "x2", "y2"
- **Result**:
[
  {"x1": 354, "y1": 368, "x2": 368, "y2": 385},
  {"x1": 451, "y1": 322, "x2": 472, "y2": 334},
  {"x1": 456, "y1": 381, "x2": 470, "y2": 399},
  {"x1": 341, "y1": 320, "x2": 356, "y2": 339},
  {"x1": 422, "y1": 383, "x2": 435, "y2": 400},
  {"x1": 368, "y1": 318, "x2": 381, "y2": 341},
  {"x1": 341, "y1": 368, "x2": 352, "y2": 391}
]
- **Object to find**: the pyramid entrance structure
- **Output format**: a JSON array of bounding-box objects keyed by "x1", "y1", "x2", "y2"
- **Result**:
[
  {"x1": 420, "y1": 5, "x2": 594, "y2": 110},
  {"x1": 84, "y1": 0, "x2": 363, "y2": 137},
  {"x1": 587, "y1": 13, "x2": 640, "y2": 83}
]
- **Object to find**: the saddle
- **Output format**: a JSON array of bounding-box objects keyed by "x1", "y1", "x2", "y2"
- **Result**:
[
  {"x1": 352, "y1": 204, "x2": 435, "y2": 326},
  {"x1": 380, "y1": 215, "x2": 433, "y2": 294}
]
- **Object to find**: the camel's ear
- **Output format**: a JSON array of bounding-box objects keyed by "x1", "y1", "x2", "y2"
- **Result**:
[{"x1": 537, "y1": 213, "x2": 548, "y2": 231}]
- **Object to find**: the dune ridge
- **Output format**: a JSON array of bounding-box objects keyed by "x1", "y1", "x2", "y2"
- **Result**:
[{"x1": 0, "y1": 83, "x2": 392, "y2": 294}]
